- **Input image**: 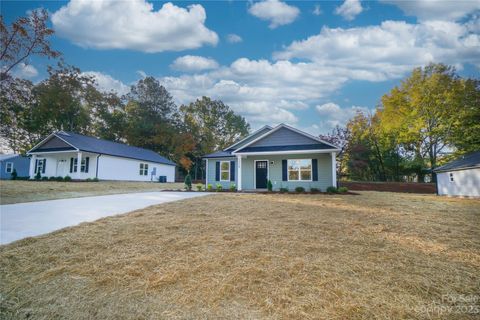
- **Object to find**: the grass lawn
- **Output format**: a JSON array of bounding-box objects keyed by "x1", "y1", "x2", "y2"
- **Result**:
[
  {"x1": 1, "y1": 192, "x2": 479, "y2": 319},
  {"x1": 0, "y1": 180, "x2": 185, "y2": 204}
]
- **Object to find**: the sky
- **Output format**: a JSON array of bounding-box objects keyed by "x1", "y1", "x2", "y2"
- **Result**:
[{"x1": 3, "y1": 0, "x2": 480, "y2": 135}]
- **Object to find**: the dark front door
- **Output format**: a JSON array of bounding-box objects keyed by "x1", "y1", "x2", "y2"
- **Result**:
[{"x1": 255, "y1": 161, "x2": 268, "y2": 189}]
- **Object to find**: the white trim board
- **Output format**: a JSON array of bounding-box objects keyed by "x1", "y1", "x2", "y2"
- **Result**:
[{"x1": 234, "y1": 149, "x2": 340, "y2": 156}]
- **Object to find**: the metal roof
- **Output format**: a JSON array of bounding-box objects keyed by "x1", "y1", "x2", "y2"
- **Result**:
[
  {"x1": 0, "y1": 154, "x2": 19, "y2": 161},
  {"x1": 434, "y1": 151, "x2": 480, "y2": 172},
  {"x1": 31, "y1": 131, "x2": 176, "y2": 166},
  {"x1": 202, "y1": 150, "x2": 234, "y2": 158}
]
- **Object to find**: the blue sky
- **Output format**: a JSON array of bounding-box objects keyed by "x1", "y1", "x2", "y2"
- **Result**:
[{"x1": 3, "y1": 0, "x2": 480, "y2": 135}]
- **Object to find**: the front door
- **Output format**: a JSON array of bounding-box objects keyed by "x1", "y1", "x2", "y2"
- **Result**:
[
  {"x1": 56, "y1": 159, "x2": 68, "y2": 176},
  {"x1": 255, "y1": 160, "x2": 268, "y2": 189}
]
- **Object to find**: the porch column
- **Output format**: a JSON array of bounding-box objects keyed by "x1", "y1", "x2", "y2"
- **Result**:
[
  {"x1": 76, "y1": 152, "x2": 82, "y2": 179},
  {"x1": 237, "y1": 155, "x2": 242, "y2": 191},
  {"x1": 331, "y1": 152, "x2": 337, "y2": 187},
  {"x1": 205, "y1": 159, "x2": 208, "y2": 189},
  {"x1": 29, "y1": 154, "x2": 37, "y2": 178}
]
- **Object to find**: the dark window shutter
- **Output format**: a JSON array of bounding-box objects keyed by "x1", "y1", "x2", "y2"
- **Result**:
[
  {"x1": 312, "y1": 159, "x2": 318, "y2": 181},
  {"x1": 70, "y1": 158, "x2": 73, "y2": 173},
  {"x1": 230, "y1": 160, "x2": 235, "y2": 181},
  {"x1": 42, "y1": 159, "x2": 46, "y2": 173},
  {"x1": 35, "y1": 159, "x2": 38, "y2": 173},
  {"x1": 282, "y1": 160, "x2": 287, "y2": 181},
  {"x1": 85, "y1": 157, "x2": 90, "y2": 173},
  {"x1": 215, "y1": 161, "x2": 220, "y2": 181}
]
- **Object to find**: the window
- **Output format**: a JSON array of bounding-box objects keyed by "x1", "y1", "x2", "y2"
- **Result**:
[
  {"x1": 449, "y1": 172, "x2": 454, "y2": 182},
  {"x1": 5, "y1": 162, "x2": 13, "y2": 173},
  {"x1": 140, "y1": 163, "x2": 148, "y2": 176},
  {"x1": 288, "y1": 159, "x2": 312, "y2": 181},
  {"x1": 36, "y1": 159, "x2": 46, "y2": 174},
  {"x1": 220, "y1": 161, "x2": 230, "y2": 181},
  {"x1": 71, "y1": 157, "x2": 89, "y2": 173}
]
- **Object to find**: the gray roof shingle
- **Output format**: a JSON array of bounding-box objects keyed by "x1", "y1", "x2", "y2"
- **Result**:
[
  {"x1": 39, "y1": 131, "x2": 176, "y2": 166},
  {"x1": 434, "y1": 151, "x2": 480, "y2": 172}
]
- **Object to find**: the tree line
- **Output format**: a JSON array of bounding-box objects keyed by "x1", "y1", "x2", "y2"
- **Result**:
[{"x1": 321, "y1": 64, "x2": 480, "y2": 182}]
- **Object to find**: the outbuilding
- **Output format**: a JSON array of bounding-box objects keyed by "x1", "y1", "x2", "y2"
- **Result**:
[
  {"x1": 0, "y1": 154, "x2": 30, "y2": 180},
  {"x1": 27, "y1": 131, "x2": 176, "y2": 182},
  {"x1": 434, "y1": 151, "x2": 480, "y2": 197}
]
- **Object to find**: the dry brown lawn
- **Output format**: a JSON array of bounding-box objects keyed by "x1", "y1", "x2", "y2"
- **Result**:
[
  {"x1": 0, "y1": 180, "x2": 184, "y2": 204},
  {"x1": 1, "y1": 192, "x2": 479, "y2": 319}
]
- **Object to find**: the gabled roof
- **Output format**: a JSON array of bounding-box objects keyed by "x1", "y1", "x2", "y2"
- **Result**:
[
  {"x1": 28, "y1": 131, "x2": 176, "y2": 166},
  {"x1": 224, "y1": 125, "x2": 272, "y2": 151},
  {"x1": 434, "y1": 151, "x2": 480, "y2": 172},
  {"x1": 233, "y1": 123, "x2": 340, "y2": 154}
]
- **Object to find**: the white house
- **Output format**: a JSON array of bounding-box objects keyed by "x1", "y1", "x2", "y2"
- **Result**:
[
  {"x1": 434, "y1": 151, "x2": 480, "y2": 197},
  {"x1": 27, "y1": 131, "x2": 176, "y2": 182}
]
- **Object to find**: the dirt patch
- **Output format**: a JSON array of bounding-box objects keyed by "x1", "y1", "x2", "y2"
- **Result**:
[
  {"x1": 0, "y1": 180, "x2": 185, "y2": 204},
  {"x1": 339, "y1": 181, "x2": 436, "y2": 193},
  {"x1": 1, "y1": 191, "x2": 479, "y2": 319}
]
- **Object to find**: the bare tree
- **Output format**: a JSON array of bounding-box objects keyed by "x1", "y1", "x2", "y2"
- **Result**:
[{"x1": 1, "y1": 9, "x2": 60, "y2": 81}]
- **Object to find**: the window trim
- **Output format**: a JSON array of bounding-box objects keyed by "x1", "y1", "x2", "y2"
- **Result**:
[
  {"x1": 220, "y1": 161, "x2": 230, "y2": 181},
  {"x1": 5, "y1": 162, "x2": 13, "y2": 173},
  {"x1": 36, "y1": 159, "x2": 45, "y2": 174},
  {"x1": 287, "y1": 159, "x2": 313, "y2": 182},
  {"x1": 139, "y1": 163, "x2": 149, "y2": 176}
]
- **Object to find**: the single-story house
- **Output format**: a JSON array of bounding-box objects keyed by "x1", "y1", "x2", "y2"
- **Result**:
[
  {"x1": 0, "y1": 154, "x2": 30, "y2": 179},
  {"x1": 434, "y1": 151, "x2": 480, "y2": 197},
  {"x1": 203, "y1": 124, "x2": 340, "y2": 191},
  {"x1": 27, "y1": 131, "x2": 176, "y2": 182}
]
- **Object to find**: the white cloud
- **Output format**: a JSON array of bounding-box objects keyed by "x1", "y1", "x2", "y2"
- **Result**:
[
  {"x1": 316, "y1": 102, "x2": 371, "y2": 130},
  {"x1": 313, "y1": 4, "x2": 322, "y2": 16},
  {"x1": 51, "y1": 0, "x2": 218, "y2": 53},
  {"x1": 226, "y1": 33, "x2": 243, "y2": 43},
  {"x1": 83, "y1": 71, "x2": 130, "y2": 95},
  {"x1": 13, "y1": 63, "x2": 38, "y2": 79},
  {"x1": 335, "y1": 0, "x2": 363, "y2": 21},
  {"x1": 248, "y1": 0, "x2": 300, "y2": 28},
  {"x1": 275, "y1": 20, "x2": 480, "y2": 80},
  {"x1": 171, "y1": 55, "x2": 219, "y2": 72},
  {"x1": 381, "y1": 0, "x2": 480, "y2": 21}
]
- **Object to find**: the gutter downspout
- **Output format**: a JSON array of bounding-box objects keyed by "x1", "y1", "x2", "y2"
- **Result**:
[{"x1": 96, "y1": 154, "x2": 101, "y2": 179}]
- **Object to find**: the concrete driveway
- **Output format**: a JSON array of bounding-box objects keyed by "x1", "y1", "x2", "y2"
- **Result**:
[{"x1": 0, "y1": 192, "x2": 210, "y2": 245}]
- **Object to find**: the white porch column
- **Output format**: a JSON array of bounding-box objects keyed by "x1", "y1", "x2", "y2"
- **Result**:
[
  {"x1": 76, "y1": 152, "x2": 82, "y2": 179},
  {"x1": 237, "y1": 155, "x2": 242, "y2": 191},
  {"x1": 331, "y1": 152, "x2": 337, "y2": 187},
  {"x1": 205, "y1": 159, "x2": 209, "y2": 189},
  {"x1": 29, "y1": 154, "x2": 37, "y2": 178}
]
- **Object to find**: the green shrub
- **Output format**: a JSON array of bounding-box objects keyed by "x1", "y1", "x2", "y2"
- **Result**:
[
  {"x1": 279, "y1": 187, "x2": 289, "y2": 193},
  {"x1": 48, "y1": 176, "x2": 56, "y2": 181},
  {"x1": 310, "y1": 187, "x2": 320, "y2": 193},
  {"x1": 86, "y1": 178, "x2": 92, "y2": 182},
  {"x1": 34, "y1": 171, "x2": 41, "y2": 181},
  {"x1": 64, "y1": 176, "x2": 72, "y2": 182},
  {"x1": 184, "y1": 174, "x2": 192, "y2": 191},
  {"x1": 267, "y1": 180, "x2": 273, "y2": 192},
  {"x1": 326, "y1": 186, "x2": 338, "y2": 193},
  {"x1": 207, "y1": 184, "x2": 213, "y2": 191},
  {"x1": 216, "y1": 183, "x2": 223, "y2": 191},
  {"x1": 41, "y1": 176, "x2": 48, "y2": 181},
  {"x1": 196, "y1": 184, "x2": 203, "y2": 191},
  {"x1": 92, "y1": 177, "x2": 99, "y2": 182},
  {"x1": 338, "y1": 186, "x2": 348, "y2": 193},
  {"x1": 229, "y1": 183, "x2": 236, "y2": 192},
  {"x1": 295, "y1": 186, "x2": 305, "y2": 193},
  {"x1": 10, "y1": 168, "x2": 18, "y2": 180},
  {"x1": 55, "y1": 176, "x2": 64, "y2": 182}
]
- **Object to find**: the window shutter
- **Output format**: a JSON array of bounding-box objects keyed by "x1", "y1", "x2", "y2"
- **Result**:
[
  {"x1": 282, "y1": 160, "x2": 287, "y2": 181},
  {"x1": 70, "y1": 158, "x2": 73, "y2": 173},
  {"x1": 312, "y1": 159, "x2": 318, "y2": 181},
  {"x1": 230, "y1": 160, "x2": 235, "y2": 181},
  {"x1": 85, "y1": 157, "x2": 90, "y2": 173},
  {"x1": 35, "y1": 159, "x2": 38, "y2": 174},
  {"x1": 42, "y1": 159, "x2": 46, "y2": 173},
  {"x1": 215, "y1": 161, "x2": 220, "y2": 181}
]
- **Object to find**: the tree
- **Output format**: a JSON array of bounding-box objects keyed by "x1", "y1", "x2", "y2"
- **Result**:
[
  {"x1": 180, "y1": 97, "x2": 250, "y2": 180},
  {"x1": 320, "y1": 125, "x2": 350, "y2": 178},
  {"x1": 1, "y1": 9, "x2": 60, "y2": 81},
  {"x1": 380, "y1": 63, "x2": 478, "y2": 180}
]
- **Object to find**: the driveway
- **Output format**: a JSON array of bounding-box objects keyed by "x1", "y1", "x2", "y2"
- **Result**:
[{"x1": 0, "y1": 192, "x2": 210, "y2": 245}]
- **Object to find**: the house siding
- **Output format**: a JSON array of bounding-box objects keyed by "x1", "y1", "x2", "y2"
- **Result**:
[
  {"x1": 436, "y1": 169, "x2": 480, "y2": 197},
  {"x1": 97, "y1": 155, "x2": 175, "y2": 182},
  {"x1": 206, "y1": 157, "x2": 237, "y2": 189},
  {"x1": 247, "y1": 127, "x2": 318, "y2": 148},
  {"x1": 241, "y1": 153, "x2": 333, "y2": 191}
]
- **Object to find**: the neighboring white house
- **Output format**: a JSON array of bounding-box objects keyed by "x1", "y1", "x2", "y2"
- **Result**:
[
  {"x1": 434, "y1": 151, "x2": 480, "y2": 197},
  {"x1": 27, "y1": 131, "x2": 176, "y2": 182}
]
